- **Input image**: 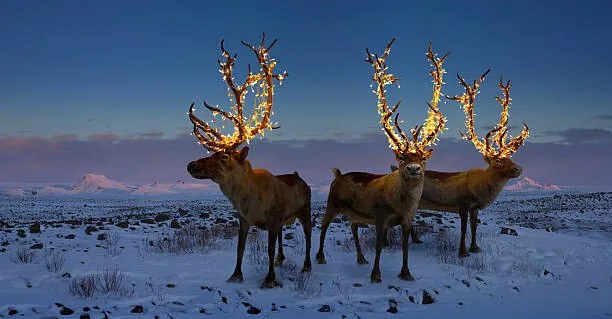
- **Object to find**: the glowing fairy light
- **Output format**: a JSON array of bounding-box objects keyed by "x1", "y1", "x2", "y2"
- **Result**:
[
  {"x1": 365, "y1": 39, "x2": 447, "y2": 159},
  {"x1": 187, "y1": 33, "x2": 287, "y2": 153},
  {"x1": 448, "y1": 70, "x2": 529, "y2": 158}
]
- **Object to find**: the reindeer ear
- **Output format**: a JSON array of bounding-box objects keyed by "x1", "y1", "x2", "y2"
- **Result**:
[{"x1": 236, "y1": 146, "x2": 249, "y2": 163}]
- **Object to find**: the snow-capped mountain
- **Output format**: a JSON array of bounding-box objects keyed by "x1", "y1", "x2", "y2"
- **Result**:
[
  {"x1": 504, "y1": 177, "x2": 561, "y2": 192},
  {"x1": 72, "y1": 174, "x2": 134, "y2": 192}
]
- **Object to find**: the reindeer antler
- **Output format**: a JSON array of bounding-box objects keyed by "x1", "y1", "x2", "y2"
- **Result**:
[
  {"x1": 448, "y1": 71, "x2": 529, "y2": 158},
  {"x1": 189, "y1": 33, "x2": 287, "y2": 153},
  {"x1": 366, "y1": 39, "x2": 447, "y2": 159}
]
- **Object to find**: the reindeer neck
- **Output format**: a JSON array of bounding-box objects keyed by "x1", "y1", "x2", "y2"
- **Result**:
[
  {"x1": 389, "y1": 170, "x2": 424, "y2": 199},
  {"x1": 477, "y1": 166, "x2": 510, "y2": 199},
  {"x1": 217, "y1": 160, "x2": 259, "y2": 210}
]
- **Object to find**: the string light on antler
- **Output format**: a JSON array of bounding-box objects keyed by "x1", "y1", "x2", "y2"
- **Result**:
[
  {"x1": 448, "y1": 71, "x2": 529, "y2": 158},
  {"x1": 365, "y1": 39, "x2": 448, "y2": 159},
  {"x1": 188, "y1": 33, "x2": 287, "y2": 153},
  {"x1": 420, "y1": 43, "x2": 449, "y2": 147}
]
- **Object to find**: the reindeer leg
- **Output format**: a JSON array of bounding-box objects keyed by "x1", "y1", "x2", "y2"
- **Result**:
[
  {"x1": 370, "y1": 217, "x2": 385, "y2": 283},
  {"x1": 469, "y1": 209, "x2": 482, "y2": 253},
  {"x1": 316, "y1": 203, "x2": 336, "y2": 264},
  {"x1": 351, "y1": 223, "x2": 368, "y2": 265},
  {"x1": 410, "y1": 226, "x2": 423, "y2": 244},
  {"x1": 299, "y1": 203, "x2": 312, "y2": 272},
  {"x1": 459, "y1": 210, "x2": 470, "y2": 257},
  {"x1": 262, "y1": 221, "x2": 282, "y2": 289},
  {"x1": 398, "y1": 221, "x2": 415, "y2": 281},
  {"x1": 227, "y1": 217, "x2": 249, "y2": 283},
  {"x1": 382, "y1": 227, "x2": 391, "y2": 247},
  {"x1": 275, "y1": 228, "x2": 285, "y2": 266}
]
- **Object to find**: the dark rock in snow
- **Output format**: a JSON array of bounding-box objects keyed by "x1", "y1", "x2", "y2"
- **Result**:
[
  {"x1": 387, "y1": 299, "x2": 398, "y2": 313},
  {"x1": 318, "y1": 305, "x2": 331, "y2": 312},
  {"x1": 141, "y1": 218, "x2": 155, "y2": 224},
  {"x1": 422, "y1": 290, "x2": 435, "y2": 304},
  {"x1": 170, "y1": 219, "x2": 181, "y2": 229},
  {"x1": 59, "y1": 307, "x2": 74, "y2": 315},
  {"x1": 8, "y1": 308, "x2": 18, "y2": 315},
  {"x1": 65, "y1": 234, "x2": 76, "y2": 239},
  {"x1": 115, "y1": 221, "x2": 129, "y2": 228},
  {"x1": 85, "y1": 226, "x2": 98, "y2": 235},
  {"x1": 130, "y1": 305, "x2": 144, "y2": 313},
  {"x1": 97, "y1": 233, "x2": 107, "y2": 241},
  {"x1": 246, "y1": 305, "x2": 261, "y2": 314},
  {"x1": 29, "y1": 222, "x2": 41, "y2": 234},
  {"x1": 30, "y1": 243, "x2": 43, "y2": 249},
  {"x1": 500, "y1": 227, "x2": 518, "y2": 236},
  {"x1": 17, "y1": 229, "x2": 27, "y2": 238},
  {"x1": 154, "y1": 213, "x2": 170, "y2": 222}
]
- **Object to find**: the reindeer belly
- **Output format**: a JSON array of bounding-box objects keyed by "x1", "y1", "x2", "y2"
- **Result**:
[{"x1": 333, "y1": 198, "x2": 376, "y2": 224}]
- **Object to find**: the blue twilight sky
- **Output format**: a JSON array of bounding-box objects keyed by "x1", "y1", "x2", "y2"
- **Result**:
[{"x1": 1, "y1": 1, "x2": 611, "y2": 186}]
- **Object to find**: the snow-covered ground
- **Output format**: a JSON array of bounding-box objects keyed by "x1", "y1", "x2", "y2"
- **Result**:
[{"x1": 0, "y1": 191, "x2": 610, "y2": 318}]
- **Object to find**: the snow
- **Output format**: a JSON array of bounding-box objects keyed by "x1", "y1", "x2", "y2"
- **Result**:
[{"x1": 0, "y1": 191, "x2": 610, "y2": 318}]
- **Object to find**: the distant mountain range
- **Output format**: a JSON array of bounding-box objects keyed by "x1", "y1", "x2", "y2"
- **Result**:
[
  {"x1": 0, "y1": 174, "x2": 562, "y2": 198},
  {"x1": 1, "y1": 173, "x2": 219, "y2": 198}
]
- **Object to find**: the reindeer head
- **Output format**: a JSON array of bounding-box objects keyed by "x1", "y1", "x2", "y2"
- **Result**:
[
  {"x1": 186, "y1": 34, "x2": 287, "y2": 183},
  {"x1": 448, "y1": 70, "x2": 529, "y2": 179},
  {"x1": 187, "y1": 147, "x2": 250, "y2": 183},
  {"x1": 366, "y1": 39, "x2": 448, "y2": 180}
]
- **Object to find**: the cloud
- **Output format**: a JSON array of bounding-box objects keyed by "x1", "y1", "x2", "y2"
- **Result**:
[
  {"x1": 546, "y1": 128, "x2": 612, "y2": 144},
  {"x1": 87, "y1": 133, "x2": 120, "y2": 143},
  {"x1": 0, "y1": 131, "x2": 611, "y2": 187},
  {"x1": 133, "y1": 131, "x2": 165, "y2": 139},
  {"x1": 479, "y1": 124, "x2": 519, "y2": 131},
  {"x1": 594, "y1": 114, "x2": 612, "y2": 121},
  {"x1": 50, "y1": 134, "x2": 79, "y2": 143}
]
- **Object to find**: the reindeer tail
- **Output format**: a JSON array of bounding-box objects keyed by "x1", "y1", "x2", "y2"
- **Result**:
[{"x1": 331, "y1": 168, "x2": 342, "y2": 179}]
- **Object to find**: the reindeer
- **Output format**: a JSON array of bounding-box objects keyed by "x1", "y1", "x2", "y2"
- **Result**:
[
  {"x1": 315, "y1": 39, "x2": 447, "y2": 283},
  {"x1": 186, "y1": 34, "x2": 312, "y2": 289},
  {"x1": 377, "y1": 70, "x2": 530, "y2": 258}
]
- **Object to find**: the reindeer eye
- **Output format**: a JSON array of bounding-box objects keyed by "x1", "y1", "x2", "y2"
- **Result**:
[{"x1": 220, "y1": 154, "x2": 230, "y2": 162}]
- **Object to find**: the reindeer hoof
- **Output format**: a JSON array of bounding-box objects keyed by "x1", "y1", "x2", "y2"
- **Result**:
[
  {"x1": 398, "y1": 271, "x2": 415, "y2": 281},
  {"x1": 261, "y1": 279, "x2": 282, "y2": 289},
  {"x1": 315, "y1": 252, "x2": 326, "y2": 264},
  {"x1": 370, "y1": 271, "x2": 382, "y2": 283},
  {"x1": 412, "y1": 238, "x2": 424, "y2": 244},
  {"x1": 357, "y1": 255, "x2": 369, "y2": 265},
  {"x1": 302, "y1": 261, "x2": 312, "y2": 272},
  {"x1": 226, "y1": 272, "x2": 243, "y2": 283},
  {"x1": 458, "y1": 250, "x2": 470, "y2": 258},
  {"x1": 469, "y1": 245, "x2": 482, "y2": 253}
]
